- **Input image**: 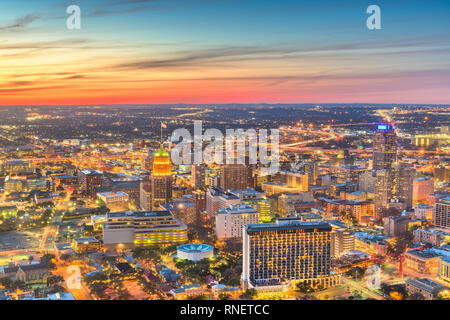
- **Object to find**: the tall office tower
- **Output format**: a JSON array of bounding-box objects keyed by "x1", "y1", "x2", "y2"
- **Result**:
[
  {"x1": 139, "y1": 179, "x2": 152, "y2": 210},
  {"x1": 303, "y1": 161, "x2": 318, "y2": 186},
  {"x1": 434, "y1": 197, "x2": 450, "y2": 229},
  {"x1": 219, "y1": 164, "x2": 248, "y2": 190},
  {"x1": 151, "y1": 145, "x2": 173, "y2": 209},
  {"x1": 374, "y1": 169, "x2": 394, "y2": 220},
  {"x1": 242, "y1": 218, "x2": 336, "y2": 289},
  {"x1": 413, "y1": 176, "x2": 435, "y2": 205},
  {"x1": 393, "y1": 166, "x2": 415, "y2": 209},
  {"x1": 373, "y1": 123, "x2": 398, "y2": 171},
  {"x1": 103, "y1": 210, "x2": 188, "y2": 249},
  {"x1": 191, "y1": 164, "x2": 206, "y2": 190},
  {"x1": 79, "y1": 169, "x2": 104, "y2": 198}
]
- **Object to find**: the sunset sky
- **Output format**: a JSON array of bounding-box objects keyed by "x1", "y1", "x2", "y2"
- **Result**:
[{"x1": 1, "y1": 0, "x2": 450, "y2": 105}]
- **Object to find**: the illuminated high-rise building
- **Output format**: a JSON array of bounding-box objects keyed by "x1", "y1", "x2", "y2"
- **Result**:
[
  {"x1": 373, "y1": 124, "x2": 398, "y2": 171},
  {"x1": 374, "y1": 169, "x2": 393, "y2": 220},
  {"x1": 396, "y1": 166, "x2": 414, "y2": 207},
  {"x1": 242, "y1": 218, "x2": 340, "y2": 289},
  {"x1": 373, "y1": 124, "x2": 399, "y2": 219},
  {"x1": 413, "y1": 176, "x2": 435, "y2": 205},
  {"x1": 139, "y1": 145, "x2": 173, "y2": 210},
  {"x1": 79, "y1": 169, "x2": 104, "y2": 198},
  {"x1": 191, "y1": 164, "x2": 206, "y2": 190},
  {"x1": 219, "y1": 164, "x2": 248, "y2": 190},
  {"x1": 151, "y1": 145, "x2": 173, "y2": 209}
]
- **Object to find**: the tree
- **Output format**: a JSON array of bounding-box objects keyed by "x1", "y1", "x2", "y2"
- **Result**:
[
  {"x1": 47, "y1": 275, "x2": 64, "y2": 286},
  {"x1": 11, "y1": 280, "x2": 26, "y2": 290},
  {"x1": 239, "y1": 288, "x2": 258, "y2": 300},
  {"x1": 296, "y1": 281, "x2": 313, "y2": 293},
  {"x1": 60, "y1": 254, "x2": 72, "y2": 262},
  {"x1": 90, "y1": 282, "x2": 108, "y2": 298},
  {"x1": 219, "y1": 292, "x2": 230, "y2": 300},
  {"x1": 41, "y1": 253, "x2": 55, "y2": 264},
  {"x1": 408, "y1": 292, "x2": 425, "y2": 300},
  {"x1": 117, "y1": 288, "x2": 132, "y2": 300},
  {"x1": 0, "y1": 277, "x2": 13, "y2": 289}
]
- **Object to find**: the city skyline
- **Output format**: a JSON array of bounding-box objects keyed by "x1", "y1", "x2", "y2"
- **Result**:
[{"x1": 1, "y1": 0, "x2": 450, "y2": 105}]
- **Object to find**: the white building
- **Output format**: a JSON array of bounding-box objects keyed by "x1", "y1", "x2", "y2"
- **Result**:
[
  {"x1": 215, "y1": 204, "x2": 259, "y2": 239},
  {"x1": 176, "y1": 243, "x2": 214, "y2": 262},
  {"x1": 97, "y1": 191, "x2": 129, "y2": 212}
]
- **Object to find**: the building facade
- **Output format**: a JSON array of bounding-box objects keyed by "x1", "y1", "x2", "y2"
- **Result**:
[{"x1": 242, "y1": 219, "x2": 336, "y2": 289}]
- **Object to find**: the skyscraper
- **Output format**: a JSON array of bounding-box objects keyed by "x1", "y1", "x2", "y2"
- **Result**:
[
  {"x1": 191, "y1": 164, "x2": 206, "y2": 190},
  {"x1": 373, "y1": 124, "x2": 399, "y2": 219},
  {"x1": 79, "y1": 169, "x2": 104, "y2": 198},
  {"x1": 139, "y1": 145, "x2": 173, "y2": 210},
  {"x1": 374, "y1": 169, "x2": 394, "y2": 220},
  {"x1": 373, "y1": 124, "x2": 398, "y2": 171},
  {"x1": 219, "y1": 164, "x2": 248, "y2": 190},
  {"x1": 151, "y1": 145, "x2": 173, "y2": 209},
  {"x1": 393, "y1": 165, "x2": 415, "y2": 209}
]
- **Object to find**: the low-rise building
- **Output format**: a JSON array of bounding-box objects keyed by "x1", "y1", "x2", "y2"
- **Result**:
[
  {"x1": 97, "y1": 191, "x2": 129, "y2": 212},
  {"x1": 405, "y1": 249, "x2": 441, "y2": 275},
  {"x1": 103, "y1": 210, "x2": 188, "y2": 249},
  {"x1": 439, "y1": 256, "x2": 450, "y2": 284},
  {"x1": 71, "y1": 237, "x2": 102, "y2": 254},
  {"x1": 413, "y1": 229, "x2": 442, "y2": 246},
  {"x1": 170, "y1": 284, "x2": 203, "y2": 299},
  {"x1": 406, "y1": 278, "x2": 448, "y2": 300},
  {"x1": 1, "y1": 263, "x2": 49, "y2": 282}
]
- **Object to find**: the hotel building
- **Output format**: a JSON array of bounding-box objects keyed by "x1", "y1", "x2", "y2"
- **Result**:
[{"x1": 242, "y1": 218, "x2": 340, "y2": 290}]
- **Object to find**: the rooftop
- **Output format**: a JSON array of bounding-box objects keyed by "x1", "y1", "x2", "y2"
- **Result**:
[
  {"x1": 246, "y1": 220, "x2": 331, "y2": 233},
  {"x1": 107, "y1": 210, "x2": 173, "y2": 218}
]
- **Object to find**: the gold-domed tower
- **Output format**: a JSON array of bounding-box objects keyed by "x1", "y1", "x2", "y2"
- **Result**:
[
  {"x1": 151, "y1": 145, "x2": 173, "y2": 209},
  {"x1": 153, "y1": 144, "x2": 171, "y2": 176}
]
